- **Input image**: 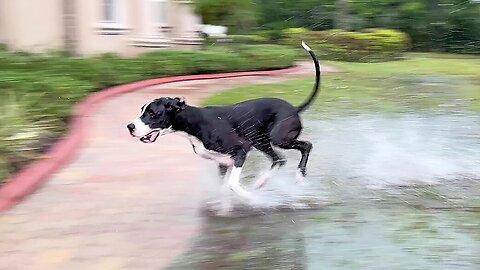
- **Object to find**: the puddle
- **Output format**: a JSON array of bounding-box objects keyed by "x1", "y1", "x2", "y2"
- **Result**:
[{"x1": 167, "y1": 74, "x2": 480, "y2": 269}]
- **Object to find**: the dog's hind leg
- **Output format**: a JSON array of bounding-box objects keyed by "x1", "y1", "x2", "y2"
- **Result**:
[
  {"x1": 270, "y1": 117, "x2": 313, "y2": 181},
  {"x1": 277, "y1": 140, "x2": 312, "y2": 181},
  {"x1": 288, "y1": 141, "x2": 312, "y2": 181},
  {"x1": 253, "y1": 143, "x2": 286, "y2": 189}
]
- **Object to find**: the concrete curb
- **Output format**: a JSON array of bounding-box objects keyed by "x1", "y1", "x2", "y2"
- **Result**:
[{"x1": 0, "y1": 65, "x2": 302, "y2": 213}]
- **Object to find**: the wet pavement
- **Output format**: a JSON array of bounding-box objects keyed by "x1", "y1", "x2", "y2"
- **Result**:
[{"x1": 1, "y1": 59, "x2": 479, "y2": 269}]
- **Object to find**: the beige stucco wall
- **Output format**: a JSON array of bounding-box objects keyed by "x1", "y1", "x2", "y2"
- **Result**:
[
  {"x1": 74, "y1": 0, "x2": 130, "y2": 56},
  {"x1": 75, "y1": 0, "x2": 202, "y2": 57},
  {"x1": 0, "y1": 0, "x2": 202, "y2": 56},
  {"x1": 0, "y1": 0, "x2": 63, "y2": 52},
  {"x1": 0, "y1": 0, "x2": 6, "y2": 44}
]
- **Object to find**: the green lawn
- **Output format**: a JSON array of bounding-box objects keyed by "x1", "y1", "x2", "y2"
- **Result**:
[
  {"x1": 405, "y1": 52, "x2": 480, "y2": 59},
  {"x1": 203, "y1": 56, "x2": 480, "y2": 114}
]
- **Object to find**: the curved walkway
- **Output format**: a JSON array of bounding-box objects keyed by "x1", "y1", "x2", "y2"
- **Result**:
[{"x1": 0, "y1": 62, "x2": 337, "y2": 270}]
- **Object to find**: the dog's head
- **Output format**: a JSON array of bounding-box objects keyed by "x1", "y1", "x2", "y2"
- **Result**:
[{"x1": 127, "y1": 97, "x2": 186, "y2": 143}]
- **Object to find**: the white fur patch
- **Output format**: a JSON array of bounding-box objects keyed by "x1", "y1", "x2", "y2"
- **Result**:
[
  {"x1": 301, "y1": 40, "x2": 312, "y2": 51},
  {"x1": 228, "y1": 166, "x2": 253, "y2": 200},
  {"x1": 296, "y1": 169, "x2": 306, "y2": 182},
  {"x1": 158, "y1": 126, "x2": 174, "y2": 136},
  {"x1": 175, "y1": 132, "x2": 234, "y2": 166}
]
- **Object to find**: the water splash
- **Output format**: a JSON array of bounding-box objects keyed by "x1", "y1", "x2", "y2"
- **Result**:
[{"x1": 310, "y1": 113, "x2": 480, "y2": 188}]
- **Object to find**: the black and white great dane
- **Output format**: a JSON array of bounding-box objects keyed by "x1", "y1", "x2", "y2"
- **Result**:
[{"x1": 127, "y1": 41, "x2": 320, "y2": 201}]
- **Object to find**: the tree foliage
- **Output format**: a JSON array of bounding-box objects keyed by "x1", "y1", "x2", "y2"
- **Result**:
[
  {"x1": 352, "y1": 0, "x2": 480, "y2": 53},
  {"x1": 193, "y1": 0, "x2": 480, "y2": 53},
  {"x1": 255, "y1": 0, "x2": 335, "y2": 30},
  {"x1": 193, "y1": 0, "x2": 257, "y2": 34}
]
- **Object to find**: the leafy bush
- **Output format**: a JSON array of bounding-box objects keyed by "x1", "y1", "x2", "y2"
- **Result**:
[
  {"x1": 0, "y1": 45, "x2": 296, "y2": 181},
  {"x1": 254, "y1": 29, "x2": 285, "y2": 42},
  {"x1": 281, "y1": 28, "x2": 309, "y2": 36},
  {"x1": 234, "y1": 44, "x2": 297, "y2": 70},
  {"x1": 281, "y1": 28, "x2": 410, "y2": 62}
]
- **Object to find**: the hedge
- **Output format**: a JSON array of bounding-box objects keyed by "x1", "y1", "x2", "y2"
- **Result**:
[
  {"x1": 281, "y1": 28, "x2": 410, "y2": 62},
  {"x1": 0, "y1": 45, "x2": 296, "y2": 181},
  {"x1": 229, "y1": 35, "x2": 268, "y2": 44}
]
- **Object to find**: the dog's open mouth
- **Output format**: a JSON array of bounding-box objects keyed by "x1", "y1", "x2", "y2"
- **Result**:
[{"x1": 140, "y1": 130, "x2": 160, "y2": 143}]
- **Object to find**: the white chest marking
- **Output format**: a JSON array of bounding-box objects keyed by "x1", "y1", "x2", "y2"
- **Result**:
[{"x1": 176, "y1": 132, "x2": 234, "y2": 166}]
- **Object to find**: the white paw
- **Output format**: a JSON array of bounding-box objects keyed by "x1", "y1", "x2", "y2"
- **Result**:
[
  {"x1": 253, "y1": 175, "x2": 270, "y2": 189},
  {"x1": 296, "y1": 170, "x2": 306, "y2": 183}
]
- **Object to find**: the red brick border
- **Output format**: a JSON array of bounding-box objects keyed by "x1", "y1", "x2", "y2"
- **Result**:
[{"x1": 0, "y1": 65, "x2": 301, "y2": 213}]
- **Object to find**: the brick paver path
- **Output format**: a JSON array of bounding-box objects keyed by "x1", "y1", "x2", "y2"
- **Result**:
[{"x1": 0, "y1": 62, "x2": 337, "y2": 270}]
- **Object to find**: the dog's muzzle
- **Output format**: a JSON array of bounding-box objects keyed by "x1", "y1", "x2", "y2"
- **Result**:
[{"x1": 127, "y1": 123, "x2": 163, "y2": 143}]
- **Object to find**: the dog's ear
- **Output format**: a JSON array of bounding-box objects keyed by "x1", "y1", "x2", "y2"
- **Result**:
[{"x1": 166, "y1": 97, "x2": 186, "y2": 112}]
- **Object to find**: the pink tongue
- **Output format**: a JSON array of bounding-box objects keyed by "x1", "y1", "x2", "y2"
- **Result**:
[{"x1": 149, "y1": 131, "x2": 160, "y2": 141}]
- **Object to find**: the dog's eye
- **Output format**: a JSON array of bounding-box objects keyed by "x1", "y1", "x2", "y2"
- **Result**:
[{"x1": 148, "y1": 111, "x2": 155, "y2": 118}]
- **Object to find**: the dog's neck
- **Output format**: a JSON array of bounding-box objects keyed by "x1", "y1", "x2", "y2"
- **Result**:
[{"x1": 171, "y1": 105, "x2": 204, "y2": 138}]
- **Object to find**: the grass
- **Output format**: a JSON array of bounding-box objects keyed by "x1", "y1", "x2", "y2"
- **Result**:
[
  {"x1": 405, "y1": 52, "x2": 480, "y2": 59},
  {"x1": 202, "y1": 57, "x2": 480, "y2": 114}
]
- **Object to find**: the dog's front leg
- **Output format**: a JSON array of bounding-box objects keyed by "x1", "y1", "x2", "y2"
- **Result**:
[
  {"x1": 218, "y1": 164, "x2": 230, "y2": 179},
  {"x1": 228, "y1": 146, "x2": 254, "y2": 201},
  {"x1": 228, "y1": 166, "x2": 253, "y2": 200},
  {"x1": 218, "y1": 164, "x2": 232, "y2": 198}
]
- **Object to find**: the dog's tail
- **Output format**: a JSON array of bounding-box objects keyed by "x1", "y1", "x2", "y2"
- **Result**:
[{"x1": 297, "y1": 41, "x2": 321, "y2": 113}]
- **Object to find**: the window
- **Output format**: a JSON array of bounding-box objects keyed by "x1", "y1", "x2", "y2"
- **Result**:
[
  {"x1": 97, "y1": 0, "x2": 129, "y2": 35},
  {"x1": 152, "y1": 0, "x2": 168, "y2": 26},
  {"x1": 102, "y1": 0, "x2": 118, "y2": 23}
]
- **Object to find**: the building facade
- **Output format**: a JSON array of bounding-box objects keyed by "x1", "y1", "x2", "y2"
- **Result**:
[{"x1": 0, "y1": 0, "x2": 203, "y2": 56}]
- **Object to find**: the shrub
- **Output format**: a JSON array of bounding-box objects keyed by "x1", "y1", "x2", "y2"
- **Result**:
[
  {"x1": 281, "y1": 28, "x2": 410, "y2": 62},
  {"x1": 234, "y1": 44, "x2": 297, "y2": 70},
  {"x1": 254, "y1": 29, "x2": 285, "y2": 42},
  {"x1": 281, "y1": 28, "x2": 308, "y2": 36},
  {"x1": 229, "y1": 35, "x2": 268, "y2": 44}
]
